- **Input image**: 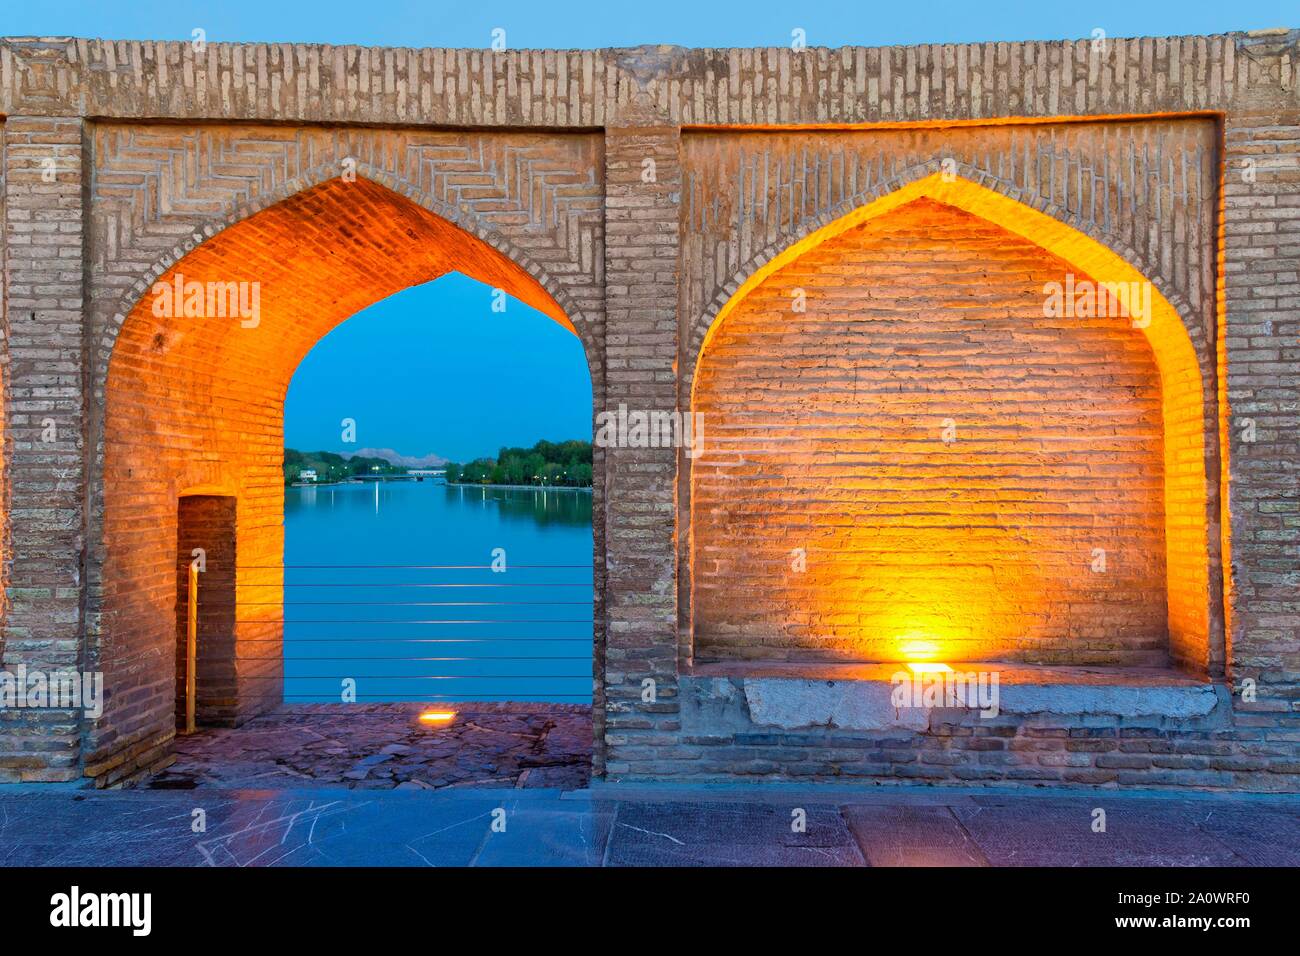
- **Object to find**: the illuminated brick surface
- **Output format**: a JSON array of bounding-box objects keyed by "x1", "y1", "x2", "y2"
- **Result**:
[{"x1": 693, "y1": 198, "x2": 1168, "y2": 665}]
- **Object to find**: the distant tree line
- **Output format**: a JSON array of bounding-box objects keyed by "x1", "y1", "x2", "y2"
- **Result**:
[
  {"x1": 444, "y1": 439, "x2": 592, "y2": 487},
  {"x1": 283, "y1": 448, "x2": 406, "y2": 485}
]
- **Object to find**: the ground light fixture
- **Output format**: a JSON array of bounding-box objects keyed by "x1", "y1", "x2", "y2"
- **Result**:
[{"x1": 906, "y1": 662, "x2": 954, "y2": 675}]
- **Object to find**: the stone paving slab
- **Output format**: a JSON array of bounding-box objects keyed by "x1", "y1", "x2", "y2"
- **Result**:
[
  {"x1": 950, "y1": 802, "x2": 1248, "y2": 866},
  {"x1": 155, "y1": 703, "x2": 592, "y2": 792},
  {"x1": 604, "y1": 800, "x2": 864, "y2": 867},
  {"x1": 842, "y1": 805, "x2": 989, "y2": 866},
  {"x1": 1172, "y1": 803, "x2": 1300, "y2": 868},
  {"x1": 472, "y1": 801, "x2": 617, "y2": 867},
  {"x1": 241, "y1": 797, "x2": 505, "y2": 867},
  {"x1": 1, "y1": 786, "x2": 1297, "y2": 867}
]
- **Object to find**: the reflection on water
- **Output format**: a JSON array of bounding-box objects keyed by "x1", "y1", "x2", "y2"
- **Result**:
[
  {"x1": 443, "y1": 482, "x2": 592, "y2": 528},
  {"x1": 289, "y1": 481, "x2": 592, "y2": 529},
  {"x1": 283, "y1": 480, "x2": 594, "y2": 704}
]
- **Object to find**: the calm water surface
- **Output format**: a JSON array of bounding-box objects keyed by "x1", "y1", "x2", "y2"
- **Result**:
[{"x1": 282, "y1": 481, "x2": 593, "y2": 703}]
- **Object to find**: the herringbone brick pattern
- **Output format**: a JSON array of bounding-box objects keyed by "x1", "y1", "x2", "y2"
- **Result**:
[
  {"x1": 88, "y1": 125, "x2": 605, "y2": 383},
  {"x1": 681, "y1": 119, "x2": 1218, "y2": 369}
]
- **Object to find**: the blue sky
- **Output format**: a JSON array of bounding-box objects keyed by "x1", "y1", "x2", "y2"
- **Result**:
[
  {"x1": 7, "y1": 1, "x2": 1290, "y2": 48},
  {"x1": 284, "y1": 275, "x2": 590, "y2": 463},
  {"x1": 17, "y1": 1, "x2": 1290, "y2": 462}
]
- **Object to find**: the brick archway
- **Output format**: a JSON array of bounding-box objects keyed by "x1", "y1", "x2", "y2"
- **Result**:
[
  {"x1": 682, "y1": 161, "x2": 1205, "y2": 387},
  {"x1": 93, "y1": 158, "x2": 602, "y2": 386},
  {"x1": 88, "y1": 174, "x2": 601, "y2": 778},
  {"x1": 685, "y1": 172, "x2": 1218, "y2": 675}
]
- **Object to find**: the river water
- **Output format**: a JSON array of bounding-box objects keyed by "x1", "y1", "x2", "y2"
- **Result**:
[{"x1": 282, "y1": 480, "x2": 594, "y2": 704}]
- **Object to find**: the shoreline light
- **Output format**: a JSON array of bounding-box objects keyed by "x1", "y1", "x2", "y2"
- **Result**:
[{"x1": 418, "y1": 710, "x2": 456, "y2": 724}]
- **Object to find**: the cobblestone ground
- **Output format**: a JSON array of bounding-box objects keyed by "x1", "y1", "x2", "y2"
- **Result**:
[{"x1": 150, "y1": 703, "x2": 591, "y2": 791}]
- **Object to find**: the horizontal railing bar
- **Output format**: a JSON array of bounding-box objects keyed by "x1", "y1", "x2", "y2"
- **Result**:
[
  {"x1": 278, "y1": 694, "x2": 592, "y2": 700},
  {"x1": 235, "y1": 619, "x2": 593, "y2": 624},
  {"x1": 245, "y1": 583, "x2": 593, "y2": 588},
  {"x1": 237, "y1": 675, "x2": 592, "y2": 679},
  {"x1": 240, "y1": 636, "x2": 592, "y2": 643},
  {"x1": 221, "y1": 601, "x2": 591, "y2": 607},
  {"x1": 231, "y1": 656, "x2": 590, "y2": 662},
  {"x1": 235, "y1": 564, "x2": 590, "y2": 570}
]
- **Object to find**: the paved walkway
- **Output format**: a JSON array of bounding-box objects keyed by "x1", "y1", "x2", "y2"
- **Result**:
[
  {"x1": 154, "y1": 703, "x2": 591, "y2": 791},
  {"x1": 1, "y1": 784, "x2": 1297, "y2": 866}
]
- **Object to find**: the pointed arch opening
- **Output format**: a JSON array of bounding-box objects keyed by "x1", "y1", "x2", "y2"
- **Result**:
[
  {"x1": 688, "y1": 173, "x2": 1212, "y2": 672},
  {"x1": 100, "y1": 175, "x2": 597, "y2": 755}
]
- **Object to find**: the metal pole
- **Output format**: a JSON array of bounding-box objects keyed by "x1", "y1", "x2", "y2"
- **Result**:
[{"x1": 185, "y1": 562, "x2": 198, "y2": 734}]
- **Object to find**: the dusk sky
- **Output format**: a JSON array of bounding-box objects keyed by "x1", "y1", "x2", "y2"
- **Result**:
[
  {"x1": 10, "y1": 1, "x2": 1286, "y2": 48},
  {"x1": 18, "y1": 0, "x2": 1287, "y2": 463},
  {"x1": 282, "y1": 275, "x2": 591, "y2": 464}
]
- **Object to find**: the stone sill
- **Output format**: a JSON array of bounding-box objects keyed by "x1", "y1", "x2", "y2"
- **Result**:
[{"x1": 681, "y1": 660, "x2": 1223, "y2": 733}]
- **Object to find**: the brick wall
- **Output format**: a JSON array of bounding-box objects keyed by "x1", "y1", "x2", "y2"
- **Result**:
[
  {"x1": 1222, "y1": 103, "x2": 1300, "y2": 716},
  {"x1": 0, "y1": 117, "x2": 85, "y2": 783},
  {"x1": 601, "y1": 122, "x2": 683, "y2": 777},
  {"x1": 692, "y1": 198, "x2": 1167, "y2": 665},
  {"x1": 0, "y1": 36, "x2": 1262, "y2": 127},
  {"x1": 671, "y1": 680, "x2": 1297, "y2": 790}
]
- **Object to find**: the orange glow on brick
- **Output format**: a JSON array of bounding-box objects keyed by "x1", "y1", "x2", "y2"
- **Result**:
[
  {"x1": 899, "y1": 640, "x2": 941, "y2": 661},
  {"x1": 692, "y1": 173, "x2": 1211, "y2": 666}
]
